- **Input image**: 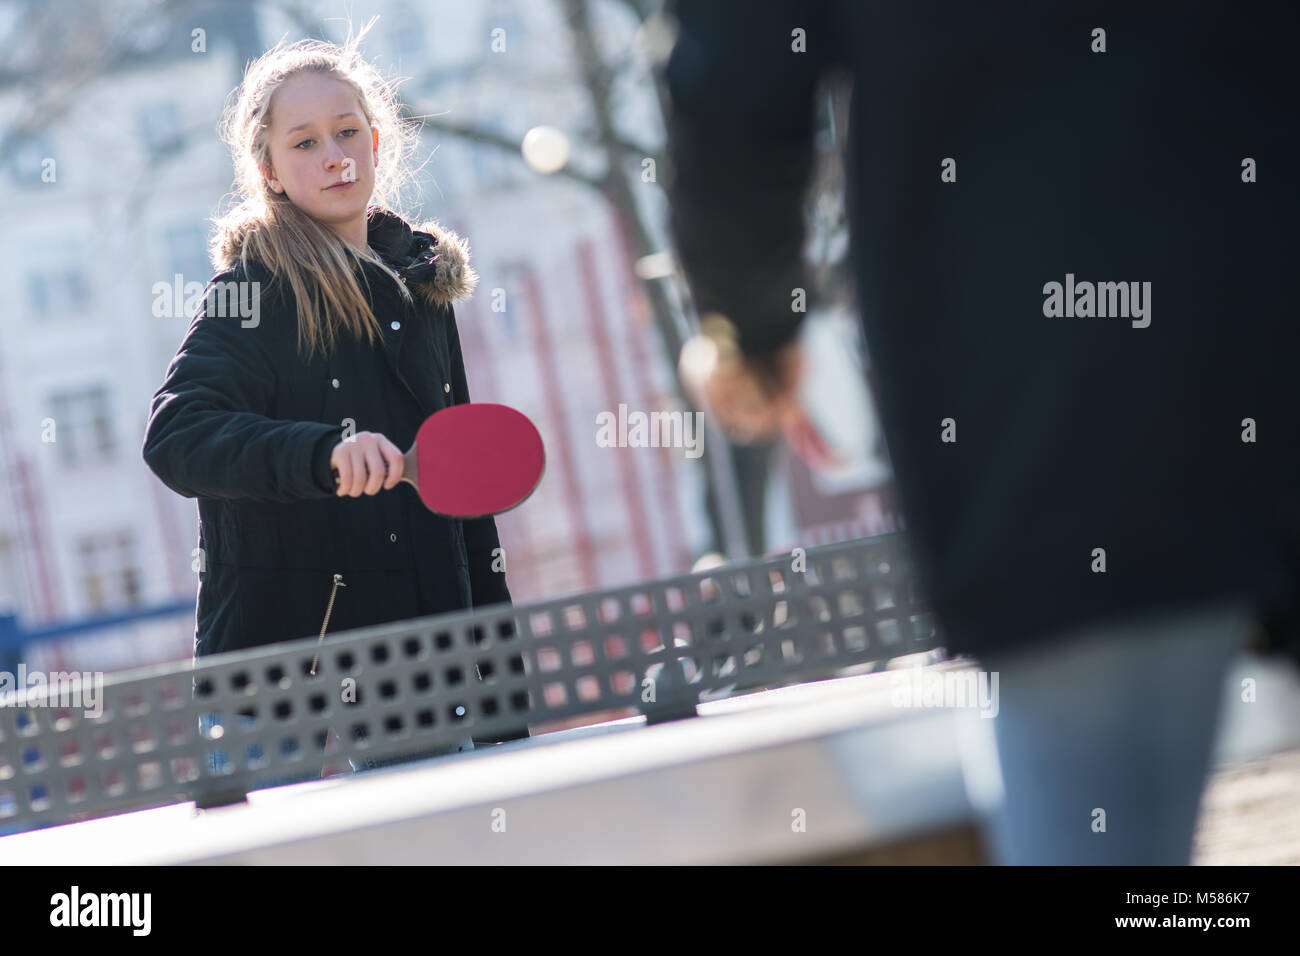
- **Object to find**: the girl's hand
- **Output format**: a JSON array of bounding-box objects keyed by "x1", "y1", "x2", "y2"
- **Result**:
[{"x1": 331, "y1": 431, "x2": 404, "y2": 496}]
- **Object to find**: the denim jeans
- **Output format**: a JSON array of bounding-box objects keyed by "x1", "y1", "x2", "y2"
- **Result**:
[
  {"x1": 198, "y1": 711, "x2": 314, "y2": 789},
  {"x1": 199, "y1": 711, "x2": 261, "y2": 775},
  {"x1": 200, "y1": 712, "x2": 477, "y2": 778},
  {"x1": 957, "y1": 599, "x2": 1252, "y2": 865}
]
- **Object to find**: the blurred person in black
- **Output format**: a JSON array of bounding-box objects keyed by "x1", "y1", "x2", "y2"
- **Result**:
[{"x1": 661, "y1": 1, "x2": 1297, "y2": 864}]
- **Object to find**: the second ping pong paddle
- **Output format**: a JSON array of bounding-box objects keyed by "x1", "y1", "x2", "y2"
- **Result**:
[{"x1": 331, "y1": 403, "x2": 545, "y2": 517}]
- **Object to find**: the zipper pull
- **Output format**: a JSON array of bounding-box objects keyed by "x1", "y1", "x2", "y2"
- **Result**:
[{"x1": 310, "y1": 572, "x2": 347, "y2": 676}]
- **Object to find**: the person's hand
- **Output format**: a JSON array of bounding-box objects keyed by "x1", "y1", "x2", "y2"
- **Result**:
[
  {"x1": 678, "y1": 316, "x2": 832, "y2": 465},
  {"x1": 679, "y1": 327, "x2": 799, "y2": 443},
  {"x1": 331, "y1": 431, "x2": 404, "y2": 497}
]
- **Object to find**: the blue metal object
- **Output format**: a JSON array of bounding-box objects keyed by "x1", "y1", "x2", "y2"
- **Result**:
[{"x1": 0, "y1": 600, "x2": 193, "y2": 654}]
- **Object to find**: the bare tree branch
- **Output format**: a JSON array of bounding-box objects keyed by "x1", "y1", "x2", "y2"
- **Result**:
[{"x1": 399, "y1": 107, "x2": 607, "y2": 192}]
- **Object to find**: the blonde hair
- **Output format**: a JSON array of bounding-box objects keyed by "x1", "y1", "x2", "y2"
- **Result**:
[{"x1": 210, "y1": 18, "x2": 423, "y2": 359}]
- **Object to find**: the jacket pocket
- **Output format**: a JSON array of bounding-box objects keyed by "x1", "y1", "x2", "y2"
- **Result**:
[
  {"x1": 229, "y1": 495, "x2": 407, "y2": 571},
  {"x1": 231, "y1": 498, "x2": 338, "y2": 569}
]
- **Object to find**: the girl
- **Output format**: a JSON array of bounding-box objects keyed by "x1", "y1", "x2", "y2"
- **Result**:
[{"x1": 142, "y1": 28, "x2": 527, "y2": 762}]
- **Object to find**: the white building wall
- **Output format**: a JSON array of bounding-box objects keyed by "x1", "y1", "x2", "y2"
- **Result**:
[{"x1": 0, "y1": 0, "x2": 713, "y2": 668}]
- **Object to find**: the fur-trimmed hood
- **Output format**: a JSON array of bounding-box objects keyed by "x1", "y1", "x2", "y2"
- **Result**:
[
  {"x1": 364, "y1": 207, "x2": 479, "y2": 309},
  {"x1": 216, "y1": 206, "x2": 479, "y2": 310}
]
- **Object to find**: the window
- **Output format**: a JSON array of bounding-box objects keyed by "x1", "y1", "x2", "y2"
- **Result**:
[
  {"x1": 138, "y1": 100, "x2": 182, "y2": 155},
  {"x1": 0, "y1": 533, "x2": 21, "y2": 613},
  {"x1": 77, "y1": 530, "x2": 142, "y2": 613},
  {"x1": 0, "y1": 4, "x2": 20, "y2": 50},
  {"x1": 163, "y1": 222, "x2": 210, "y2": 287},
  {"x1": 26, "y1": 267, "x2": 90, "y2": 316},
  {"x1": 496, "y1": 265, "x2": 523, "y2": 343},
  {"x1": 119, "y1": 0, "x2": 170, "y2": 52},
  {"x1": 386, "y1": 3, "x2": 427, "y2": 61},
  {"x1": 470, "y1": 144, "x2": 505, "y2": 191},
  {"x1": 484, "y1": 0, "x2": 524, "y2": 47},
  {"x1": 420, "y1": 132, "x2": 460, "y2": 199},
  {"x1": 48, "y1": 385, "x2": 115, "y2": 468},
  {"x1": 469, "y1": 119, "x2": 517, "y2": 191},
  {"x1": 6, "y1": 134, "x2": 56, "y2": 185}
]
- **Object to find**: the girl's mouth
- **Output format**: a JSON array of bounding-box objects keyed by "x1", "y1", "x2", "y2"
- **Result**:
[{"x1": 327, "y1": 181, "x2": 355, "y2": 191}]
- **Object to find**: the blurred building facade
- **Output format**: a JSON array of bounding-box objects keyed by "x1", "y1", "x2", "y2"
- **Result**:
[{"x1": 0, "y1": 0, "x2": 890, "y2": 672}]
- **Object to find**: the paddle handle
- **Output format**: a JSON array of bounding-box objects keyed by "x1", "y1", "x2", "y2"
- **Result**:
[{"x1": 330, "y1": 442, "x2": 420, "y2": 491}]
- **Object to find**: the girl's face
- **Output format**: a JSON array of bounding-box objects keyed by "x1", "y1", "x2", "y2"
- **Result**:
[{"x1": 261, "y1": 72, "x2": 378, "y2": 245}]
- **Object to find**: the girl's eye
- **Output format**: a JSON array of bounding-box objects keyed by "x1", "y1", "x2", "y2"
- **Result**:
[{"x1": 294, "y1": 129, "x2": 358, "y2": 149}]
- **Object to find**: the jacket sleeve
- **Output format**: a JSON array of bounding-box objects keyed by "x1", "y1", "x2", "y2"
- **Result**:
[
  {"x1": 142, "y1": 274, "x2": 341, "y2": 503},
  {"x1": 444, "y1": 303, "x2": 514, "y2": 609},
  {"x1": 662, "y1": 0, "x2": 834, "y2": 358}
]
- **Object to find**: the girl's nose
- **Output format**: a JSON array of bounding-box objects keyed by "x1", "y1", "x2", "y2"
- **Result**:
[{"x1": 324, "y1": 142, "x2": 347, "y2": 167}]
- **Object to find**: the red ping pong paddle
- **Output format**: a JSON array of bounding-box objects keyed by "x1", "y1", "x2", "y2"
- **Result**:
[{"x1": 331, "y1": 403, "x2": 545, "y2": 517}]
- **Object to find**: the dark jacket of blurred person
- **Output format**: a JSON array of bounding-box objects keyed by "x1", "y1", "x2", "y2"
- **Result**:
[{"x1": 662, "y1": 1, "x2": 1299, "y2": 659}]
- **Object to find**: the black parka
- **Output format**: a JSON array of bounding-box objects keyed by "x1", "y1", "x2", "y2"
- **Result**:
[
  {"x1": 143, "y1": 209, "x2": 512, "y2": 658},
  {"x1": 663, "y1": 1, "x2": 1300, "y2": 659}
]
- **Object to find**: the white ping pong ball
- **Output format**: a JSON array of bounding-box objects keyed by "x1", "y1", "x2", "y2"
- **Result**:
[{"x1": 522, "y1": 126, "x2": 570, "y2": 174}]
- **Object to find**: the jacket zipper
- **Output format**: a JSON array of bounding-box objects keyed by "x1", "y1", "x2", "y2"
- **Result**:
[{"x1": 310, "y1": 572, "x2": 347, "y2": 675}]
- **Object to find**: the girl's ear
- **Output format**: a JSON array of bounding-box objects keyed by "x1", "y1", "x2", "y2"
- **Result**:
[
  {"x1": 371, "y1": 126, "x2": 379, "y2": 164},
  {"x1": 260, "y1": 162, "x2": 283, "y2": 194}
]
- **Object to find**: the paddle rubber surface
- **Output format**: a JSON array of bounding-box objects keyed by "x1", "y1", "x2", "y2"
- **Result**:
[{"x1": 417, "y1": 403, "x2": 545, "y2": 517}]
